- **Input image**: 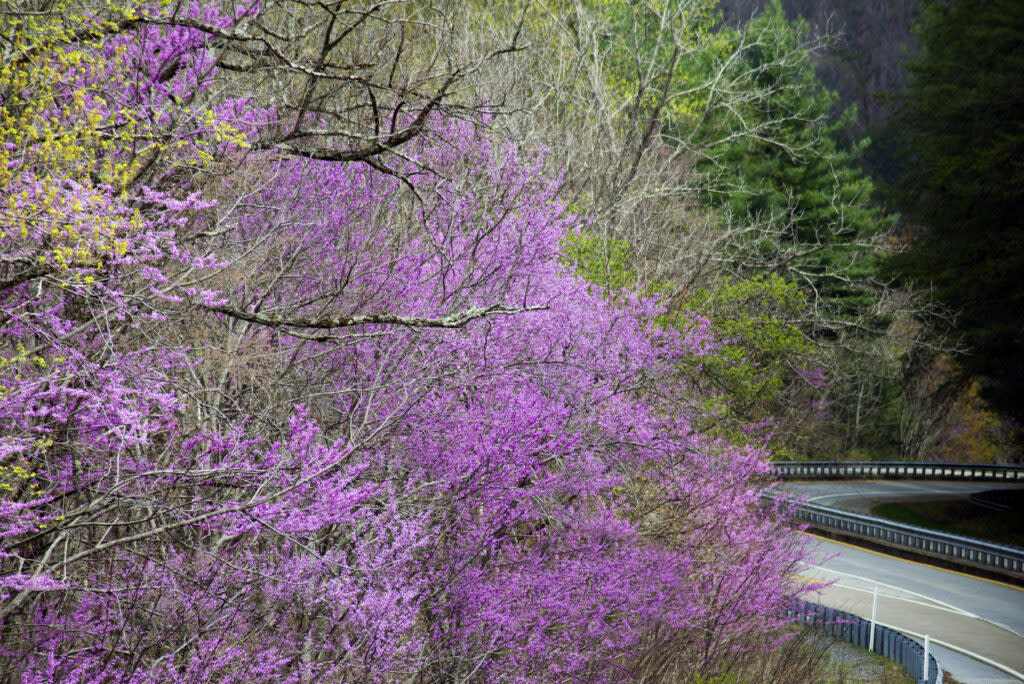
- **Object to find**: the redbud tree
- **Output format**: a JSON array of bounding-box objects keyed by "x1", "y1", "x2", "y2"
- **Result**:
[{"x1": 1, "y1": 1, "x2": 808, "y2": 681}]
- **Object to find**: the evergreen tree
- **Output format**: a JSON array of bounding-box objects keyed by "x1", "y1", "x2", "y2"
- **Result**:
[
  {"x1": 694, "y1": 1, "x2": 888, "y2": 328},
  {"x1": 890, "y1": 0, "x2": 1024, "y2": 429}
]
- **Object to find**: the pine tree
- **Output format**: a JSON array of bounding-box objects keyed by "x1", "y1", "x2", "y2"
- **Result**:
[
  {"x1": 890, "y1": 0, "x2": 1024, "y2": 428},
  {"x1": 695, "y1": 1, "x2": 888, "y2": 328}
]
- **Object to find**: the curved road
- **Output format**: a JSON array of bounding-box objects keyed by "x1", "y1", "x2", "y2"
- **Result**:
[
  {"x1": 785, "y1": 479, "x2": 1024, "y2": 682},
  {"x1": 777, "y1": 480, "x2": 1024, "y2": 516}
]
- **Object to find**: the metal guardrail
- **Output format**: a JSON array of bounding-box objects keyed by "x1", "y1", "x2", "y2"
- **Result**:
[
  {"x1": 773, "y1": 461, "x2": 1024, "y2": 481},
  {"x1": 767, "y1": 460, "x2": 1024, "y2": 577},
  {"x1": 789, "y1": 600, "x2": 943, "y2": 684},
  {"x1": 766, "y1": 494, "x2": 1024, "y2": 577}
]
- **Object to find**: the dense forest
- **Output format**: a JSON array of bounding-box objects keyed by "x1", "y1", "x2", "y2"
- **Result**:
[
  {"x1": 719, "y1": 0, "x2": 1024, "y2": 461},
  {"x1": 0, "y1": 0, "x2": 1020, "y2": 680}
]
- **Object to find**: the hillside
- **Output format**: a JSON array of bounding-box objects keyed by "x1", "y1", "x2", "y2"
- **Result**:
[{"x1": 719, "y1": 0, "x2": 919, "y2": 131}]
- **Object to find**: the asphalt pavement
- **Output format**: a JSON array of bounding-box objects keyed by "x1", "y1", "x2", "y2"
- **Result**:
[
  {"x1": 798, "y1": 533, "x2": 1024, "y2": 683},
  {"x1": 776, "y1": 480, "x2": 1024, "y2": 516}
]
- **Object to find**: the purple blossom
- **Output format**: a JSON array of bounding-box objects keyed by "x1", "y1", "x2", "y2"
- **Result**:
[{"x1": 0, "y1": 7, "x2": 812, "y2": 681}]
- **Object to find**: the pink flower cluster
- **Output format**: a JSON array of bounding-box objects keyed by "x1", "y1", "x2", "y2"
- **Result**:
[{"x1": 0, "y1": 5, "x2": 809, "y2": 681}]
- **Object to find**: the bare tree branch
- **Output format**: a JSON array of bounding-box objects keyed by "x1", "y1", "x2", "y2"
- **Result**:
[{"x1": 203, "y1": 302, "x2": 548, "y2": 331}]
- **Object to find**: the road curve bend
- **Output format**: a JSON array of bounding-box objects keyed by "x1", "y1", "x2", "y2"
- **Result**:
[{"x1": 800, "y1": 533, "x2": 1024, "y2": 683}]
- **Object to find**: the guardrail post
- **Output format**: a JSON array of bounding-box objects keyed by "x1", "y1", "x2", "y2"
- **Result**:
[
  {"x1": 869, "y1": 586, "x2": 878, "y2": 651},
  {"x1": 922, "y1": 634, "x2": 930, "y2": 683}
]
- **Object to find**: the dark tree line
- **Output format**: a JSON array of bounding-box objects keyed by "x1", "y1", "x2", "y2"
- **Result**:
[{"x1": 888, "y1": 0, "x2": 1024, "y2": 443}]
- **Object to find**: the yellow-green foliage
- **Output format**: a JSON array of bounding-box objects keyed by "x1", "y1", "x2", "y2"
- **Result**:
[
  {"x1": 685, "y1": 273, "x2": 813, "y2": 406},
  {"x1": 0, "y1": 1, "x2": 234, "y2": 501},
  {"x1": 461, "y1": 0, "x2": 728, "y2": 129},
  {"x1": 934, "y1": 378, "x2": 1017, "y2": 464},
  {"x1": 0, "y1": 1, "x2": 242, "y2": 276},
  {"x1": 560, "y1": 230, "x2": 676, "y2": 308},
  {"x1": 0, "y1": 451, "x2": 42, "y2": 496},
  {"x1": 593, "y1": 0, "x2": 726, "y2": 124},
  {"x1": 0, "y1": 342, "x2": 67, "y2": 499},
  {"x1": 561, "y1": 230, "x2": 638, "y2": 293}
]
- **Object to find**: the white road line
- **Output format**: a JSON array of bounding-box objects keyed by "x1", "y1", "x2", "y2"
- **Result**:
[
  {"x1": 806, "y1": 492, "x2": 874, "y2": 502},
  {"x1": 782, "y1": 481, "x2": 1024, "y2": 680},
  {"x1": 806, "y1": 492, "x2": 891, "y2": 503},
  {"x1": 798, "y1": 564, "x2": 980, "y2": 619},
  {"x1": 830, "y1": 582, "x2": 977, "y2": 618},
  {"x1": 802, "y1": 484, "x2": 1004, "y2": 503}
]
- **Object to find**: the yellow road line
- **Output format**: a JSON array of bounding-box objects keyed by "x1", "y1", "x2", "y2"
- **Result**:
[
  {"x1": 790, "y1": 574, "x2": 827, "y2": 585},
  {"x1": 800, "y1": 531, "x2": 1024, "y2": 593}
]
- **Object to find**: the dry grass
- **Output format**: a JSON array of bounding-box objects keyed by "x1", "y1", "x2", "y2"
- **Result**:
[{"x1": 624, "y1": 625, "x2": 932, "y2": 683}]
